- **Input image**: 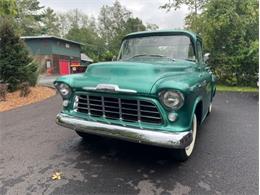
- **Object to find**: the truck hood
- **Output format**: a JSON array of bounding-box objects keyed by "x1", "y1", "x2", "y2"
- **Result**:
[{"x1": 60, "y1": 61, "x2": 196, "y2": 94}]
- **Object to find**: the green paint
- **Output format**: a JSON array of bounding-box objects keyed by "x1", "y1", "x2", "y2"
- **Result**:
[{"x1": 55, "y1": 30, "x2": 216, "y2": 133}]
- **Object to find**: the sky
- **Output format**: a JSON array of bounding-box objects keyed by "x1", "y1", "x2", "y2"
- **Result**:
[{"x1": 38, "y1": 0, "x2": 189, "y2": 29}]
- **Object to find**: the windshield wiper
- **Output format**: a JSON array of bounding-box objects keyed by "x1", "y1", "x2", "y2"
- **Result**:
[
  {"x1": 149, "y1": 54, "x2": 175, "y2": 61},
  {"x1": 126, "y1": 54, "x2": 175, "y2": 61},
  {"x1": 125, "y1": 54, "x2": 147, "y2": 60},
  {"x1": 184, "y1": 58, "x2": 196, "y2": 62}
]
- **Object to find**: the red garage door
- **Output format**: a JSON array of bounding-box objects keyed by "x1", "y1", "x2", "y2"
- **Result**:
[{"x1": 59, "y1": 59, "x2": 70, "y2": 75}]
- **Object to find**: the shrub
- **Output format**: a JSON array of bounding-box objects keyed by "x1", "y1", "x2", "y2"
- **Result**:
[{"x1": 0, "y1": 18, "x2": 39, "y2": 92}]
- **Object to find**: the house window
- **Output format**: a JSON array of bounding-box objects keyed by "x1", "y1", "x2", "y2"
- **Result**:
[{"x1": 65, "y1": 43, "x2": 70, "y2": 48}]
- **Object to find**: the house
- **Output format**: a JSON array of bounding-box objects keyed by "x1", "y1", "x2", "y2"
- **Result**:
[
  {"x1": 81, "y1": 53, "x2": 93, "y2": 66},
  {"x1": 21, "y1": 35, "x2": 93, "y2": 75}
]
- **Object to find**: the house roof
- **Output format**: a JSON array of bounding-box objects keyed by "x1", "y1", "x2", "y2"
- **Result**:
[
  {"x1": 21, "y1": 35, "x2": 84, "y2": 45},
  {"x1": 81, "y1": 53, "x2": 93, "y2": 62}
]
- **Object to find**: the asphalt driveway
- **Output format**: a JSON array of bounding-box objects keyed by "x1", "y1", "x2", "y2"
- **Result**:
[{"x1": 0, "y1": 92, "x2": 258, "y2": 195}]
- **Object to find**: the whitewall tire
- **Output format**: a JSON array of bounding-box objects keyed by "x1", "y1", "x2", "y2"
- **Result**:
[
  {"x1": 173, "y1": 114, "x2": 198, "y2": 161},
  {"x1": 208, "y1": 102, "x2": 213, "y2": 115}
]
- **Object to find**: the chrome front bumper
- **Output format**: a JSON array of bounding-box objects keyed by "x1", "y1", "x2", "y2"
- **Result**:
[{"x1": 56, "y1": 113, "x2": 192, "y2": 149}]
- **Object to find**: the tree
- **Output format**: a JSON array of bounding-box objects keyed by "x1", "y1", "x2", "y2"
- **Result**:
[
  {"x1": 62, "y1": 10, "x2": 103, "y2": 61},
  {"x1": 160, "y1": 0, "x2": 208, "y2": 31},
  {"x1": 0, "y1": 19, "x2": 38, "y2": 91},
  {"x1": 124, "y1": 18, "x2": 146, "y2": 32},
  {"x1": 57, "y1": 9, "x2": 97, "y2": 37},
  {"x1": 0, "y1": 0, "x2": 17, "y2": 16},
  {"x1": 65, "y1": 26, "x2": 104, "y2": 61},
  {"x1": 110, "y1": 17, "x2": 147, "y2": 54},
  {"x1": 146, "y1": 23, "x2": 159, "y2": 31},
  {"x1": 1, "y1": 0, "x2": 60, "y2": 36},
  {"x1": 162, "y1": 0, "x2": 258, "y2": 86},
  {"x1": 98, "y1": 1, "x2": 157, "y2": 58},
  {"x1": 41, "y1": 7, "x2": 60, "y2": 36},
  {"x1": 15, "y1": 0, "x2": 45, "y2": 35},
  {"x1": 197, "y1": 0, "x2": 259, "y2": 86},
  {"x1": 57, "y1": 13, "x2": 68, "y2": 37},
  {"x1": 98, "y1": 0, "x2": 131, "y2": 48},
  {"x1": 160, "y1": 0, "x2": 207, "y2": 14}
]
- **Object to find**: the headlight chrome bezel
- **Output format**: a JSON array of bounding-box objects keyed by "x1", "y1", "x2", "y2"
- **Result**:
[
  {"x1": 159, "y1": 90, "x2": 184, "y2": 110},
  {"x1": 55, "y1": 82, "x2": 71, "y2": 99}
]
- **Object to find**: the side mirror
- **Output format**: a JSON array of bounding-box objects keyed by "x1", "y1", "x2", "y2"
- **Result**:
[{"x1": 204, "y1": 53, "x2": 210, "y2": 63}]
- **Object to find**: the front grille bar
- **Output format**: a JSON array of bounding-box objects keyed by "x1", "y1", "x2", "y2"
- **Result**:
[
  {"x1": 118, "y1": 98, "x2": 122, "y2": 120},
  {"x1": 137, "y1": 100, "x2": 141, "y2": 122},
  {"x1": 101, "y1": 96, "x2": 105, "y2": 117}
]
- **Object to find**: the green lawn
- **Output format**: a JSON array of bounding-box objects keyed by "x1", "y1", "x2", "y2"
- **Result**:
[{"x1": 217, "y1": 85, "x2": 259, "y2": 92}]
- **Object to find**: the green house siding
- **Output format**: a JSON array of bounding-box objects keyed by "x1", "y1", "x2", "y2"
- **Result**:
[
  {"x1": 24, "y1": 38, "x2": 81, "y2": 58},
  {"x1": 51, "y1": 39, "x2": 80, "y2": 58},
  {"x1": 25, "y1": 39, "x2": 52, "y2": 55}
]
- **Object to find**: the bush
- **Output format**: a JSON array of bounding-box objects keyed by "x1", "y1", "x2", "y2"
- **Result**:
[
  {"x1": 0, "y1": 18, "x2": 39, "y2": 92},
  {"x1": 210, "y1": 42, "x2": 259, "y2": 87},
  {"x1": 26, "y1": 61, "x2": 40, "y2": 87},
  {"x1": 187, "y1": 0, "x2": 259, "y2": 87}
]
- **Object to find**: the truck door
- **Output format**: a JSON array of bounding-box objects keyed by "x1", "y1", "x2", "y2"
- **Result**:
[{"x1": 196, "y1": 40, "x2": 211, "y2": 117}]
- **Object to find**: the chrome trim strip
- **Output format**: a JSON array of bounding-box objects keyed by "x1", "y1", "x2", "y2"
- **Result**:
[
  {"x1": 101, "y1": 96, "x2": 105, "y2": 117},
  {"x1": 56, "y1": 113, "x2": 192, "y2": 149},
  {"x1": 118, "y1": 98, "x2": 122, "y2": 120},
  {"x1": 137, "y1": 100, "x2": 141, "y2": 122},
  {"x1": 87, "y1": 95, "x2": 90, "y2": 115},
  {"x1": 83, "y1": 84, "x2": 137, "y2": 93}
]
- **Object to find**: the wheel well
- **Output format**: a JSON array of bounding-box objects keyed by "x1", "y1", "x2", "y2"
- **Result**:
[{"x1": 195, "y1": 101, "x2": 203, "y2": 125}]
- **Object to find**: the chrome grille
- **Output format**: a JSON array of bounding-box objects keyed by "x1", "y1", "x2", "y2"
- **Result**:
[{"x1": 75, "y1": 94, "x2": 162, "y2": 124}]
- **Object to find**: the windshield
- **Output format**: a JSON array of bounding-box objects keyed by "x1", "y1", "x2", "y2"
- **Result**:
[{"x1": 119, "y1": 35, "x2": 195, "y2": 62}]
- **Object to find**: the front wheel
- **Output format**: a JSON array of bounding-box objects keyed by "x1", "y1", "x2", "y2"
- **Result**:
[{"x1": 173, "y1": 114, "x2": 198, "y2": 162}]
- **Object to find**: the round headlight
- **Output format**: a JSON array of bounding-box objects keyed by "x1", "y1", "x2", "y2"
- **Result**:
[
  {"x1": 58, "y1": 83, "x2": 71, "y2": 97},
  {"x1": 160, "y1": 90, "x2": 184, "y2": 109}
]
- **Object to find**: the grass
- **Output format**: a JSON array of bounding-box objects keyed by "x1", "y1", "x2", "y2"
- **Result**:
[{"x1": 217, "y1": 85, "x2": 259, "y2": 92}]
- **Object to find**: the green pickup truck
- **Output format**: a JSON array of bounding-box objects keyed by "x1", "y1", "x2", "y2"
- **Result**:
[{"x1": 54, "y1": 30, "x2": 216, "y2": 161}]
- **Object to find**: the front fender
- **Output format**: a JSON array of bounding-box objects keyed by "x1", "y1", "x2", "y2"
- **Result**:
[
  {"x1": 151, "y1": 74, "x2": 204, "y2": 130},
  {"x1": 54, "y1": 73, "x2": 85, "y2": 87},
  {"x1": 191, "y1": 96, "x2": 203, "y2": 125},
  {"x1": 150, "y1": 77, "x2": 190, "y2": 94}
]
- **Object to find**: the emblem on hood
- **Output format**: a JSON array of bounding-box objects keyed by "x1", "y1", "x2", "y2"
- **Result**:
[{"x1": 83, "y1": 84, "x2": 137, "y2": 93}]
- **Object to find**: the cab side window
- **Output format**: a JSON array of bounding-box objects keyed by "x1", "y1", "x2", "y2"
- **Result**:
[{"x1": 196, "y1": 41, "x2": 203, "y2": 64}]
